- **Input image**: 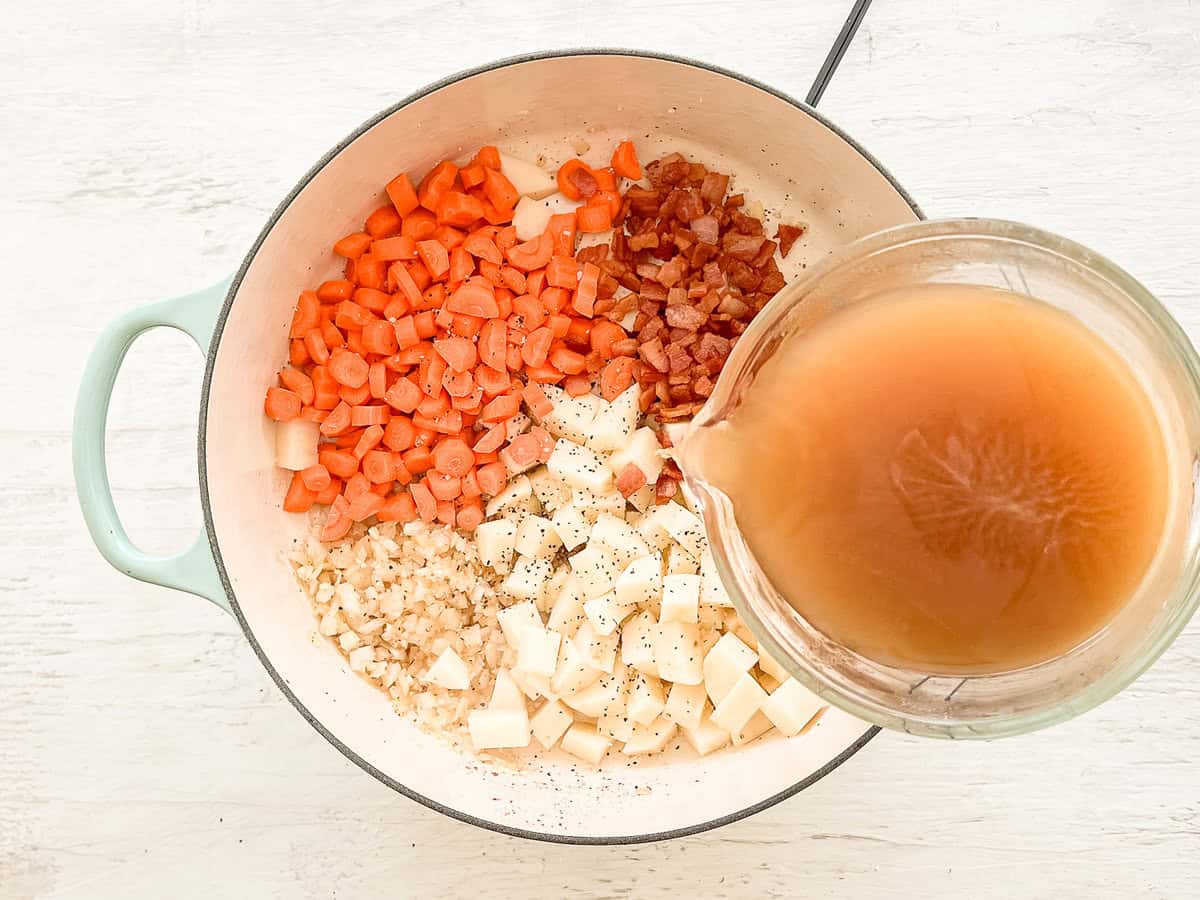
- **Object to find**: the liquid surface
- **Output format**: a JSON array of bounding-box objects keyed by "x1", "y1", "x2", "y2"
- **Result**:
[{"x1": 687, "y1": 285, "x2": 1168, "y2": 674}]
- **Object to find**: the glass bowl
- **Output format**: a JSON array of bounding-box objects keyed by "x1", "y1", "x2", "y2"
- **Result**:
[{"x1": 683, "y1": 218, "x2": 1200, "y2": 738}]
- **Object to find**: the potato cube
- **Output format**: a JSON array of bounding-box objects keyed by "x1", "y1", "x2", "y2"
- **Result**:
[
  {"x1": 570, "y1": 487, "x2": 626, "y2": 523},
  {"x1": 550, "y1": 637, "x2": 603, "y2": 696},
  {"x1": 627, "y1": 673, "x2": 666, "y2": 726},
  {"x1": 660, "y1": 574, "x2": 700, "y2": 624},
  {"x1": 703, "y1": 632, "x2": 759, "y2": 705},
  {"x1": 548, "y1": 439, "x2": 613, "y2": 493},
  {"x1": 731, "y1": 710, "x2": 774, "y2": 747},
  {"x1": 710, "y1": 671, "x2": 769, "y2": 734},
  {"x1": 620, "y1": 610, "x2": 659, "y2": 677},
  {"x1": 761, "y1": 678, "x2": 828, "y2": 737},
  {"x1": 663, "y1": 681, "x2": 707, "y2": 731},
  {"x1": 681, "y1": 714, "x2": 731, "y2": 756},
  {"x1": 563, "y1": 667, "x2": 628, "y2": 718},
  {"x1": 621, "y1": 716, "x2": 678, "y2": 755},
  {"x1": 653, "y1": 501, "x2": 706, "y2": 561},
  {"x1": 654, "y1": 621, "x2": 703, "y2": 685},
  {"x1": 468, "y1": 707, "x2": 531, "y2": 751},
  {"x1": 484, "y1": 474, "x2": 536, "y2": 518},
  {"x1": 496, "y1": 600, "x2": 543, "y2": 646},
  {"x1": 530, "y1": 699, "x2": 574, "y2": 749},
  {"x1": 546, "y1": 575, "x2": 586, "y2": 635},
  {"x1": 489, "y1": 668, "x2": 526, "y2": 711},
  {"x1": 474, "y1": 518, "x2": 518, "y2": 573},
  {"x1": 590, "y1": 513, "x2": 653, "y2": 568},
  {"x1": 665, "y1": 544, "x2": 700, "y2": 576},
  {"x1": 560, "y1": 724, "x2": 611, "y2": 765},
  {"x1": 514, "y1": 515, "x2": 562, "y2": 559},
  {"x1": 502, "y1": 556, "x2": 554, "y2": 602},
  {"x1": 568, "y1": 544, "x2": 623, "y2": 600},
  {"x1": 615, "y1": 553, "x2": 663, "y2": 610},
  {"x1": 573, "y1": 622, "x2": 619, "y2": 673},
  {"x1": 516, "y1": 627, "x2": 562, "y2": 678},
  {"x1": 627, "y1": 483, "x2": 656, "y2": 513},
  {"x1": 583, "y1": 591, "x2": 638, "y2": 637},
  {"x1": 607, "y1": 426, "x2": 665, "y2": 483},
  {"x1": 597, "y1": 710, "x2": 635, "y2": 743},
  {"x1": 550, "y1": 503, "x2": 591, "y2": 550},
  {"x1": 423, "y1": 647, "x2": 470, "y2": 690},
  {"x1": 585, "y1": 383, "x2": 640, "y2": 452},
  {"x1": 541, "y1": 392, "x2": 600, "y2": 443},
  {"x1": 528, "y1": 466, "x2": 571, "y2": 511},
  {"x1": 699, "y1": 549, "x2": 734, "y2": 607}
]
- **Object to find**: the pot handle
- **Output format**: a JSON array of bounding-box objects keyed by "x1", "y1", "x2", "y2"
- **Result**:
[{"x1": 73, "y1": 277, "x2": 233, "y2": 614}]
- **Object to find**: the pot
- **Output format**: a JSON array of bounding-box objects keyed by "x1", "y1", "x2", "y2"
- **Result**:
[{"x1": 74, "y1": 50, "x2": 920, "y2": 843}]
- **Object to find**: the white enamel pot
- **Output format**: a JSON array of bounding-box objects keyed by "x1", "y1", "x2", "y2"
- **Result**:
[{"x1": 74, "y1": 50, "x2": 921, "y2": 843}]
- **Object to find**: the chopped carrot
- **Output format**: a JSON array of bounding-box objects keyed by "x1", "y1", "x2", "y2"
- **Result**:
[
  {"x1": 382, "y1": 416, "x2": 416, "y2": 451},
  {"x1": 315, "y1": 477, "x2": 342, "y2": 505},
  {"x1": 371, "y1": 235, "x2": 417, "y2": 261},
  {"x1": 500, "y1": 433, "x2": 542, "y2": 474},
  {"x1": 547, "y1": 314, "x2": 571, "y2": 339},
  {"x1": 402, "y1": 446, "x2": 433, "y2": 476},
  {"x1": 390, "y1": 263, "x2": 423, "y2": 308},
  {"x1": 354, "y1": 287, "x2": 391, "y2": 313},
  {"x1": 463, "y1": 231, "x2": 503, "y2": 265},
  {"x1": 416, "y1": 240, "x2": 450, "y2": 280},
  {"x1": 376, "y1": 492, "x2": 418, "y2": 523},
  {"x1": 617, "y1": 462, "x2": 648, "y2": 497},
  {"x1": 549, "y1": 345, "x2": 587, "y2": 375},
  {"x1": 383, "y1": 376, "x2": 422, "y2": 413},
  {"x1": 482, "y1": 168, "x2": 519, "y2": 214},
  {"x1": 279, "y1": 368, "x2": 315, "y2": 406},
  {"x1": 577, "y1": 202, "x2": 612, "y2": 233},
  {"x1": 298, "y1": 407, "x2": 327, "y2": 423},
  {"x1": 393, "y1": 315, "x2": 420, "y2": 350},
  {"x1": 329, "y1": 348, "x2": 369, "y2": 388},
  {"x1": 385, "y1": 173, "x2": 419, "y2": 216},
  {"x1": 545, "y1": 256, "x2": 580, "y2": 289},
  {"x1": 444, "y1": 280, "x2": 499, "y2": 318},
  {"x1": 409, "y1": 481, "x2": 438, "y2": 522},
  {"x1": 435, "y1": 500, "x2": 456, "y2": 526},
  {"x1": 367, "y1": 362, "x2": 387, "y2": 400},
  {"x1": 443, "y1": 369, "x2": 475, "y2": 398},
  {"x1": 521, "y1": 327, "x2": 554, "y2": 367},
  {"x1": 311, "y1": 366, "x2": 341, "y2": 409},
  {"x1": 319, "y1": 401, "x2": 353, "y2": 436},
  {"x1": 299, "y1": 464, "x2": 331, "y2": 492},
  {"x1": 564, "y1": 374, "x2": 593, "y2": 396},
  {"x1": 416, "y1": 390, "x2": 449, "y2": 419},
  {"x1": 573, "y1": 262, "x2": 600, "y2": 317},
  {"x1": 317, "y1": 280, "x2": 354, "y2": 303},
  {"x1": 417, "y1": 160, "x2": 459, "y2": 212},
  {"x1": 362, "y1": 449, "x2": 396, "y2": 484},
  {"x1": 611, "y1": 140, "x2": 642, "y2": 179},
  {"x1": 564, "y1": 317, "x2": 592, "y2": 348},
  {"x1": 365, "y1": 205, "x2": 403, "y2": 238},
  {"x1": 289, "y1": 339, "x2": 310, "y2": 367},
  {"x1": 522, "y1": 382, "x2": 554, "y2": 418},
  {"x1": 427, "y1": 471, "x2": 462, "y2": 501},
  {"x1": 431, "y1": 438, "x2": 475, "y2": 477},
  {"x1": 350, "y1": 405, "x2": 390, "y2": 427},
  {"x1": 524, "y1": 363, "x2": 564, "y2": 384},
  {"x1": 455, "y1": 499, "x2": 484, "y2": 531},
  {"x1": 449, "y1": 313, "x2": 484, "y2": 338},
  {"x1": 471, "y1": 146, "x2": 501, "y2": 169},
  {"x1": 547, "y1": 214, "x2": 577, "y2": 257},
  {"x1": 476, "y1": 461, "x2": 508, "y2": 496},
  {"x1": 600, "y1": 356, "x2": 637, "y2": 401},
  {"x1": 474, "y1": 364, "x2": 510, "y2": 397},
  {"x1": 353, "y1": 424, "x2": 384, "y2": 459},
  {"x1": 334, "y1": 232, "x2": 373, "y2": 259},
  {"x1": 479, "y1": 393, "x2": 521, "y2": 424},
  {"x1": 460, "y1": 469, "x2": 482, "y2": 499},
  {"x1": 460, "y1": 163, "x2": 486, "y2": 190},
  {"x1": 362, "y1": 320, "x2": 398, "y2": 356},
  {"x1": 589, "y1": 319, "x2": 625, "y2": 357},
  {"x1": 290, "y1": 291, "x2": 322, "y2": 338},
  {"x1": 283, "y1": 472, "x2": 317, "y2": 512},
  {"x1": 539, "y1": 287, "x2": 570, "y2": 314},
  {"x1": 347, "y1": 491, "x2": 384, "y2": 522},
  {"x1": 436, "y1": 191, "x2": 486, "y2": 228},
  {"x1": 320, "y1": 495, "x2": 353, "y2": 541},
  {"x1": 355, "y1": 256, "x2": 387, "y2": 290},
  {"x1": 556, "y1": 159, "x2": 595, "y2": 200},
  {"x1": 339, "y1": 382, "x2": 371, "y2": 406},
  {"x1": 319, "y1": 448, "x2": 359, "y2": 480},
  {"x1": 512, "y1": 293, "x2": 547, "y2": 331},
  {"x1": 400, "y1": 208, "x2": 437, "y2": 241},
  {"x1": 344, "y1": 330, "x2": 367, "y2": 358},
  {"x1": 434, "y1": 336, "x2": 477, "y2": 373},
  {"x1": 592, "y1": 168, "x2": 618, "y2": 193},
  {"x1": 505, "y1": 231, "x2": 553, "y2": 271},
  {"x1": 477, "y1": 319, "x2": 508, "y2": 370},
  {"x1": 448, "y1": 245, "x2": 475, "y2": 284}
]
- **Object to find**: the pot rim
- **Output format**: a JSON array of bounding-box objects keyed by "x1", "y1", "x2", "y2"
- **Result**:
[{"x1": 197, "y1": 47, "x2": 917, "y2": 846}]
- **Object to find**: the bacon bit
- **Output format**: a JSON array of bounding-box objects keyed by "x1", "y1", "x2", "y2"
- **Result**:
[
  {"x1": 693, "y1": 375, "x2": 714, "y2": 398},
  {"x1": 639, "y1": 337, "x2": 670, "y2": 373},
  {"x1": 723, "y1": 233, "x2": 766, "y2": 261},
  {"x1": 638, "y1": 316, "x2": 665, "y2": 342},
  {"x1": 695, "y1": 332, "x2": 732, "y2": 362},
  {"x1": 665, "y1": 304, "x2": 707, "y2": 331},
  {"x1": 656, "y1": 257, "x2": 686, "y2": 288},
  {"x1": 666, "y1": 342, "x2": 693, "y2": 374},
  {"x1": 775, "y1": 223, "x2": 806, "y2": 257},
  {"x1": 616, "y1": 463, "x2": 648, "y2": 497},
  {"x1": 691, "y1": 214, "x2": 719, "y2": 245}
]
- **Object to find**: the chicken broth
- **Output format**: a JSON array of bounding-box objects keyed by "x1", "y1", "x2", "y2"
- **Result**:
[{"x1": 684, "y1": 284, "x2": 1169, "y2": 674}]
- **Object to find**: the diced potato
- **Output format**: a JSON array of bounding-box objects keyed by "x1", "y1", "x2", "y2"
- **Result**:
[
  {"x1": 528, "y1": 466, "x2": 571, "y2": 511},
  {"x1": 681, "y1": 714, "x2": 731, "y2": 756},
  {"x1": 474, "y1": 518, "x2": 518, "y2": 573},
  {"x1": 489, "y1": 668, "x2": 526, "y2": 712},
  {"x1": 484, "y1": 474, "x2": 535, "y2": 518},
  {"x1": 660, "y1": 574, "x2": 701, "y2": 624},
  {"x1": 497, "y1": 600, "x2": 544, "y2": 646},
  {"x1": 468, "y1": 706, "x2": 531, "y2": 751},
  {"x1": 573, "y1": 621, "x2": 620, "y2": 673},
  {"x1": 542, "y1": 392, "x2": 601, "y2": 443},
  {"x1": 511, "y1": 192, "x2": 584, "y2": 241},
  {"x1": 570, "y1": 487, "x2": 626, "y2": 522},
  {"x1": 615, "y1": 553, "x2": 663, "y2": 610},
  {"x1": 516, "y1": 627, "x2": 562, "y2": 678},
  {"x1": 568, "y1": 543, "x2": 622, "y2": 600},
  {"x1": 509, "y1": 667, "x2": 554, "y2": 702},
  {"x1": 699, "y1": 549, "x2": 734, "y2": 607},
  {"x1": 499, "y1": 151, "x2": 558, "y2": 199},
  {"x1": 654, "y1": 621, "x2": 703, "y2": 685},
  {"x1": 550, "y1": 636, "x2": 603, "y2": 696},
  {"x1": 583, "y1": 591, "x2": 638, "y2": 637},
  {"x1": 550, "y1": 503, "x2": 591, "y2": 550},
  {"x1": 663, "y1": 681, "x2": 707, "y2": 731},
  {"x1": 653, "y1": 501, "x2": 707, "y2": 561},
  {"x1": 620, "y1": 610, "x2": 659, "y2": 677},
  {"x1": 530, "y1": 698, "x2": 574, "y2": 749},
  {"x1": 665, "y1": 544, "x2": 700, "y2": 576},
  {"x1": 627, "y1": 483, "x2": 656, "y2": 513},
  {"x1": 514, "y1": 515, "x2": 562, "y2": 559},
  {"x1": 703, "y1": 632, "x2": 759, "y2": 705},
  {"x1": 607, "y1": 426, "x2": 665, "y2": 483},
  {"x1": 710, "y1": 671, "x2": 769, "y2": 734},
  {"x1": 627, "y1": 673, "x2": 666, "y2": 725},
  {"x1": 596, "y1": 710, "x2": 634, "y2": 743},
  {"x1": 502, "y1": 556, "x2": 554, "y2": 602},
  {"x1": 547, "y1": 439, "x2": 613, "y2": 493},
  {"x1": 634, "y1": 505, "x2": 674, "y2": 552},
  {"x1": 563, "y1": 666, "x2": 628, "y2": 718},
  {"x1": 761, "y1": 678, "x2": 827, "y2": 737},
  {"x1": 731, "y1": 711, "x2": 774, "y2": 747},
  {"x1": 546, "y1": 575, "x2": 586, "y2": 635},
  {"x1": 560, "y1": 724, "x2": 611, "y2": 765},
  {"x1": 621, "y1": 715, "x2": 678, "y2": 755},
  {"x1": 275, "y1": 419, "x2": 320, "y2": 470},
  {"x1": 348, "y1": 644, "x2": 374, "y2": 672},
  {"x1": 589, "y1": 513, "x2": 653, "y2": 567},
  {"x1": 585, "y1": 384, "x2": 640, "y2": 452},
  {"x1": 757, "y1": 647, "x2": 790, "y2": 683},
  {"x1": 423, "y1": 647, "x2": 470, "y2": 690}
]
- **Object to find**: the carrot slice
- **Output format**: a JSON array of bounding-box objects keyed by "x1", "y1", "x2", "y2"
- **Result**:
[
  {"x1": 611, "y1": 140, "x2": 642, "y2": 179},
  {"x1": 299, "y1": 464, "x2": 331, "y2": 493},
  {"x1": 463, "y1": 231, "x2": 503, "y2": 265},
  {"x1": 600, "y1": 356, "x2": 637, "y2": 401},
  {"x1": 563, "y1": 374, "x2": 593, "y2": 396},
  {"x1": 573, "y1": 262, "x2": 600, "y2": 317},
  {"x1": 409, "y1": 481, "x2": 438, "y2": 522},
  {"x1": 334, "y1": 232, "x2": 373, "y2": 259},
  {"x1": 522, "y1": 382, "x2": 554, "y2": 418},
  {"x1": 350, "y1": 405, "x2": 390, "y2": 427},
  {"x1": 362, "y1": 449, "x2": 396, "y2": 484},
  {"x1": 362, "y1": 320, "x2": 398, "y2": 356},
  {"x1": 347, "y1": 491, "x2": 384, "y2": 522},
  {"x1": 577, "y1": 202, "x2": 612, "y2": 233},
  {"x1": 353, "y1": 424, "x2": 385, "y2": 460},
  {"x1": 283, "y1": 471, "x2": 317, "y2": 512},
  {"x1": 545, "y1": 256, "x2": 580, "y2": 289},
  {"x1": 386, "y1": 173, "x2": 420, "y2": 216},
  {"x1": 460, "y1": 163, "x2": 486, "y2": 190},
  {"x1": 319, "y1": 448, "x2": 360, "y2": 480},
  {"x1": 383, "y1": 376, "x2": 422, "y2": 414},
  {"x1": 431, "y1": 438, "x2": 475, "y2": 477},
  {"x1": 521, "y1": 327, "x2": 554, "y2": 367},
  {"x1": 427, "y1": 471, "x2": 462, "y2": 501},
  {"x1": 524, "y1": 363, "x2": 564, "y2": 384},
  {"x1": 455, "y1": 499, "x2": 484, "y2": 531},
  {"x1": 401, "y1": 208, "x2": 437, "y2": 241},
  {"x1": 417, "y1": 161, "x2": 459, "y2": 212},
  {"x1": 500, "y1": 433, "x2": 542, "y2": 474},
  {"x1": 473, "y1": 423, "x2": 507, "y2": 454},
  {"x1": 278, "y1": 367, "x2": 315, "y2": 406},
  {"x1": 320, "y1": 495, "x2": 353, "y2": 541},
  {"x1": 319, "y1": 401, "x2": 353, "y2": 436},
  {"x1": 290, "y1": 291, "x2": 321, "y2": 338},
  {"x1": 371, "y1": 235, "x2": 417, "y2": 261},
  {"x1": 482, "y1": 168, "x2": 519, "y2": 214},
  {"x1": 505, "y1": 231, "x2": 553, "y2": 272},
  {"x1": 556, "y1": 159, "x2": 595, "y2": 200},
  {"x1": 549, "y1": 345, "x2": 587, "y2": 375},
  {"x1": 365, "y1": 205, "x2": 403, "y2": 238},
  {"x1": 416, "y1": 240, "x2": 450, "y2": 280},
  {"x1": 479, "y1": 393, "x2": 521, "y2": 424},
  {"x1": 376, "y1": 492, "x2": 418, "y2": 523},
  {"x1": 317, "y1": 280, "x2": 354, "y2": 303},
  {"x1": 476, "y1": 461, "x2": 508, "y2": 497},
  {"x1": 413, "y1": 310, "x2": 437, "y2": 339},
  {"x1": 434, "y1": 336, "x2": 477, "y2": 373},
  {"x1": 329, "y1": 348, "x2": 370, "y2": 388},
  {"x1": 382, "y1": 416, "x2": 416, "y2": 451},
  {"x1": 448, "y1": 245, "x2": 475, "y2": 284}
]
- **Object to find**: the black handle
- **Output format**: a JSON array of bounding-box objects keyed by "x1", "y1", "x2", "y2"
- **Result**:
[{"x1": 807, "y1": 0, "x2": 874, "y2": 108}]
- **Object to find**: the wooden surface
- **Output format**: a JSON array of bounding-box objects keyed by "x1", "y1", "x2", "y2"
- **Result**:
[{"x1": 4, "y1": 0, "x2": 1199, "y2": 897}]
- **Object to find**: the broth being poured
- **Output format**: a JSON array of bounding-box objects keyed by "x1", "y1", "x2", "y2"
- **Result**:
[{"x1": 683, "y1": 284, "x2": 1169, "y2": 674}]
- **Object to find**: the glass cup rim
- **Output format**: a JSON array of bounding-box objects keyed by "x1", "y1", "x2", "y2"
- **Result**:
[{"x1": 693, "y1": 216, "x2": 1200, "y2": 738}]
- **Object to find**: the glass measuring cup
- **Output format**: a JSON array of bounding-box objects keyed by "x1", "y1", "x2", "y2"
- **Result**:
[{"x1": 678, "y1": 218, "x2": 1200, "y2": 738}]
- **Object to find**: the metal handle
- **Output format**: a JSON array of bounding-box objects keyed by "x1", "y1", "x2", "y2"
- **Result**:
[
  {"x1": 73, "y1": 277, "x2": 232, "y2": 613},
  {"x1": 807, "y1": 0, "x2": 874, "y2": 107}
]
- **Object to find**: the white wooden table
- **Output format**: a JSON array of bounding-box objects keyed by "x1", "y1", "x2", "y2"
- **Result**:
[{"x1": 4, "y1": 1, "x2": 1199, "y2": 897}]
